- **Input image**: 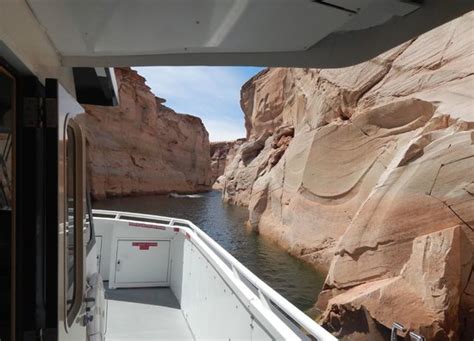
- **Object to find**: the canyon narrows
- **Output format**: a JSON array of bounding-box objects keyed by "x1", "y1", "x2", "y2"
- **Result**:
[{"x1": 217, "y1": 13, "x2": 474, "y2": 340}]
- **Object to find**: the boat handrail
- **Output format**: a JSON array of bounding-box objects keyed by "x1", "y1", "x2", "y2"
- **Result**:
[{"x1": 92, "y1": 209, "x2": 336, "y2": 341}]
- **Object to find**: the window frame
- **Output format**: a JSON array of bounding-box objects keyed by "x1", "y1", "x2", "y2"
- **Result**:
[
  {"x1": 0, "y1": 65, "x2": 15, "y2": 209},
  {"x1": 64, "y1": 118, "x2": 86, "y2": 328},
  {"x1": 0, "y1": 62, "x2": 16, "y2": 341}
]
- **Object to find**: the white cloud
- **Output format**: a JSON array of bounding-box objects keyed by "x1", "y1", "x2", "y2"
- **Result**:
[
  {"x1": 133, "y1": 66, "x2": 262, "y2": 141},
  {"x1": 203, "y1": 118, "x2": 247, "y2": 142}
]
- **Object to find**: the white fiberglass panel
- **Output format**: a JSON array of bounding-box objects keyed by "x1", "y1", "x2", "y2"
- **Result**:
[
  {"x1": 115, "y1": 240, "x2": 170, "y2": 286},
  {"x1": 26, "y1": 0, "x2": 352, "y2": 55},
  {"x1": 170, "y1": 233, "x2": 185, "y2": 303},
  {"x1": 181, "y1": 240, "x2": 273, "y2": 340},
  {"x1": 94, "y1": 218, "x2": 115, "y2": 280},
  {"x1": 95, "y1": 218, "x2": 178, "y2": 289}
]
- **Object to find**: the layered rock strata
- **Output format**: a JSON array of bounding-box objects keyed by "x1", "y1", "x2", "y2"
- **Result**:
[
  {"x1": 219, "y1": 12, "x2": 474, "y2": 340},
  {"x1": 77, "y1": 67, "x2": 212, "y2": 200}
]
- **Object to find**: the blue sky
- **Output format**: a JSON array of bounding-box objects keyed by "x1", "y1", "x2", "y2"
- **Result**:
[{"x1": 133, "y1": 66, "x2": 264, "y2": 141}]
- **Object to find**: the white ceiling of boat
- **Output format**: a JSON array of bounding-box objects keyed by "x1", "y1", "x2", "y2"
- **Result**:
[
  {"x1": 27, "y1": 0, "x2": 356, "y2": 55},
  {"x1": 26, "y1": 0, "x2": 419, "y2": 61}
]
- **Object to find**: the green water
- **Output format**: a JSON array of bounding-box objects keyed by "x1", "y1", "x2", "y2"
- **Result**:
[{"x1": 94, "y1": 190, "x2": 326, "y2": 311}]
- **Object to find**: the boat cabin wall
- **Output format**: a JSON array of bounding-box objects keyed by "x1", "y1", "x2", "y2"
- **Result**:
[{"x1": 0, "y1": 65, "x2": 88, "y2": 339}]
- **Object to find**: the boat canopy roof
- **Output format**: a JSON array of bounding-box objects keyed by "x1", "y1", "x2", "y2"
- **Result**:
[{"x1": 25, "y1": 0, "x2": 473, "y2": 68}]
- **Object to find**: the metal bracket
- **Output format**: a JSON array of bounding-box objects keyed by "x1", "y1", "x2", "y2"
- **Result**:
[
  {"x1": 391, "y1": 322, "x2": 407, "y2": 341},
  {"x1": 409, "y1": 331, "x2": 425, "y2": 341}
]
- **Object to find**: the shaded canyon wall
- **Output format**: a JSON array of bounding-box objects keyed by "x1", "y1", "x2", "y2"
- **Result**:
[
  {"x1": 210, "y1": 139, "x2": 245, "y2": 190},
  {"x1": 77, "y1": 67, "x2": 212, "y2": 200},
  {"x1": 219, "y1": 13, "x2": 474, "y2": 340}
]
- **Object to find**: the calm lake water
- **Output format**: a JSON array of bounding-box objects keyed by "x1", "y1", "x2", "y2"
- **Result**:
[{"x1": 94, "y1": 190, "x2": 326, "y2": 311}]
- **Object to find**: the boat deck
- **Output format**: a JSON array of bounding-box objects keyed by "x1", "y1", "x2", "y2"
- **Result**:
[
  {"x1": 105, "y1": 285, "x2": 194, "y2": 340},
  {"x1": 94, "y1": 210, "x2": 336, "y2": 340}
]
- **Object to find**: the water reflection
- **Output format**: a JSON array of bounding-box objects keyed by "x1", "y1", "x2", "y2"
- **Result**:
[{"x1": 94, "y1": 190, "x2": 326, "y2": 311}]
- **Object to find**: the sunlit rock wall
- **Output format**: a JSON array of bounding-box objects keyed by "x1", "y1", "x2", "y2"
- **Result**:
[
  {"x1": 77, "y1": 67, "x2": 212, "y2": 200},
  {"x1": 220, "y1": 12, "x2": 474, "y2": 340}
]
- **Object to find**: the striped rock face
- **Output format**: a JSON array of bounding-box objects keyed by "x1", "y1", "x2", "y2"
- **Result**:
[
  {"x1": 77, "y1": 67, "x2": 212, "y2": 199},
  {"x1": 220, "y1": 12, "x2": 474, "y2": 340}
]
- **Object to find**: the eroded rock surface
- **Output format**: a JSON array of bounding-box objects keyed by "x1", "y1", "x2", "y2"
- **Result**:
[
  {"x1": 322, "y1": 212, "x2": 473, "y2": 340},
  {"x1": 219, "y1": 12, "x2": 474, "y2": 340},
  {"x1": 77, "y1": 67, "x2": 212, "y2": 199},
  {"x1": 210, "y1": 140, "x2": 244, "y2": 189}
]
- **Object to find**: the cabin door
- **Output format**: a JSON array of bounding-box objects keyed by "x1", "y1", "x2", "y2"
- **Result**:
[{"x1": 114, "y1": 239, "x2": 171, "y2": 286}]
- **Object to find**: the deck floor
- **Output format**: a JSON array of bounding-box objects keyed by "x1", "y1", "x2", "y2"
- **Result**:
[{"x1": 105, "y1": 286, "x2": 194, "y2": 340}]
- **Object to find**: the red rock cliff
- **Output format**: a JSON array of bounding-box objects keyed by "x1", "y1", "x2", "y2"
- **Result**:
[
  {"x1": 220, "y1": 12, "x2": 474, "y2": 340},
  {"x1": 77, "y1": 67, "x2": 212, "y2": 200}
]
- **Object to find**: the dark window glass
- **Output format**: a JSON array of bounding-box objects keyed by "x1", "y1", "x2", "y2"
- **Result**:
[
  {"x1": 0, "y1": 69, "x2": 14, "y2": 210},
  {"x1": 66, "y1": 125, "x2": 76, "y2": 312}
]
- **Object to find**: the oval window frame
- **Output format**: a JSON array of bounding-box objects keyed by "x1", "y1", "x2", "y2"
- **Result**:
[{"x1": 63, "y1": 117, "x2": 86, "y2": 329}]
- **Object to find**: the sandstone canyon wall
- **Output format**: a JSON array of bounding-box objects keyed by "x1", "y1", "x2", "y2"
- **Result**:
[
  {"x1": 210, "y1": 139, "x2": 245, "y2": 190},
  {"x1": 220, "y1": 13, "x2": 474, "y2": 340},
  {"x1": 77, "y1": 68, "x2": 212, "y2": 200},
  {"x1": 210, "y1": 142, "x2": 232, "y2": 184}
]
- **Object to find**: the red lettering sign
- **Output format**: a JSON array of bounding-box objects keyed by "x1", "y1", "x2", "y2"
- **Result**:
[
  {"x1": 132, "y1": 242, "x2": 158, "y2": 250},
  {"x1": 129, "y1": 222, "x2": 166, "y2": 230}
]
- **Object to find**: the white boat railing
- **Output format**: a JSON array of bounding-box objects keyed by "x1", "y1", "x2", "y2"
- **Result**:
[{"x1": 92, "y1": 209, "x2": 336, "y2": 341}]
